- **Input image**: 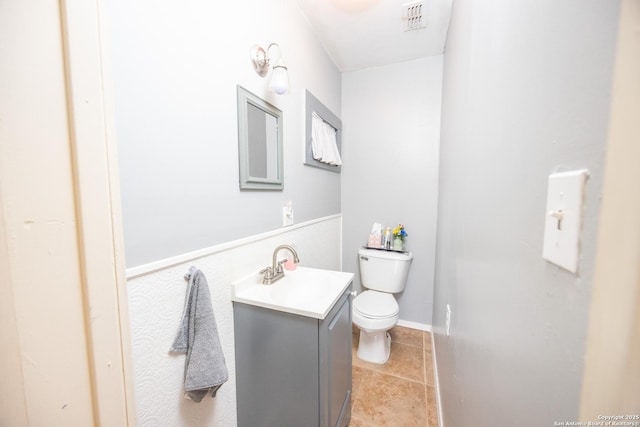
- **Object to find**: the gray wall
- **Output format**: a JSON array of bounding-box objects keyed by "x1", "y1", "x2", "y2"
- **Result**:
[
  {"x1": 433, "y1": 0, "x2": 620, "y2": 425},
  {"x1": 342, "y1": 57, "x2": 442, "y2": 325},
  {"x1": 107, "y1": 0, "x2": 342, "y2": 267}
]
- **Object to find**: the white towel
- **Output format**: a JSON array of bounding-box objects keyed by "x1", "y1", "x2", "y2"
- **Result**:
[
  {"x1": 311, "y1": 112, "x2": 342, "y2": 166},
  {"x1": 170, "y1": 266, "x2": 228, "y2": 402}
]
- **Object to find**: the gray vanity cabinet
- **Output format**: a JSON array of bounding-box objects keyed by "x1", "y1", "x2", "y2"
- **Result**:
[{"x1": 233, "y1": 284, "x2": 353, "y2": 427}]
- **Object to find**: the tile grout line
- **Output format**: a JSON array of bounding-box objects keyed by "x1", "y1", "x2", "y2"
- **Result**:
[
  {"x1": 353, "y1": 362, "x2": 427, "y2": 386},
  {"x1": 425, "y1": 384, "x2": 430, "y2": 427}
]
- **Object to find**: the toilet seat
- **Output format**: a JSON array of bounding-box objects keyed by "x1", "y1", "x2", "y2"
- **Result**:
[{"x1": 353, "y1": 290, "x2": 399, "y2": 319}]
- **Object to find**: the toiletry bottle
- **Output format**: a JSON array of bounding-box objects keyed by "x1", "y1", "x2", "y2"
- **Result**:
[{"x1": 383, "y1": 227, "x2": 392, "y2": 249}]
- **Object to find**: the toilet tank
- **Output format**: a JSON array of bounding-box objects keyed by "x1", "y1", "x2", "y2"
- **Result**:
[{"x1": 358, "y1": 247, "x2": 413, "y2": 293}]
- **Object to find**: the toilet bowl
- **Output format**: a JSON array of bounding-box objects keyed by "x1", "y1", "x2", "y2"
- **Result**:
[
  {"x1": 353, "y1": 247, "x2": 413, "y2": 364},
  {"x1": 352, "y1": 290, "x2": 399, "y2": 364}
]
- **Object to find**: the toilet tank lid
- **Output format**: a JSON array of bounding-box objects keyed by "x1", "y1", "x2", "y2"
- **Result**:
[{"x1": 359, "y1": 247, "x2": 413, "y2": 261}]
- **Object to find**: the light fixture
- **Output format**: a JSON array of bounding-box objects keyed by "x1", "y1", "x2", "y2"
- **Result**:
[{"x1": 251, "y1": 43, "x2": 289, "y2": 95}]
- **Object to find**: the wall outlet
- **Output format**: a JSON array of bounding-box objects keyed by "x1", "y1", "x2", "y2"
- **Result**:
[{"x1": 445, "y1": 304, "x2": 451, "y2": 336}]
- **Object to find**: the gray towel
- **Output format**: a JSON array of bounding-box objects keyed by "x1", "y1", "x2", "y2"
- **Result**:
[{"x1": 170, "y1": 266, "x2": 228, "y2": 402}]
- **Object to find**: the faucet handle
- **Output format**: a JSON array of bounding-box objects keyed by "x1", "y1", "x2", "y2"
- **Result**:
[
  {"x1": 260, "y1": 266, "x2": 273, "y2": 277},
  {"x1": 276, "y1": 259, "x2": 287, "y2": 273},
  {"x1": 260, "y1": 266, "x2": 274, "y2": 285}
]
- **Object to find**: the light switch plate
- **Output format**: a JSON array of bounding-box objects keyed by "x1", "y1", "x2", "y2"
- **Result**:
[
  {"x1": 542, "y1": 169, "x2": 589, "y2": 273},
  {"x1": 282, "y1": 201, "x2": 294, "y2": 226}
]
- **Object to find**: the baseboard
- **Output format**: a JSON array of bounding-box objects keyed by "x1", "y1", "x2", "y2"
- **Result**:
[
  {"x1": 431, "y1": 331, "x2": 444, "y2": 427},
  {"x1": 396, "y1": 319, "x2": 432, "y2": 332}
]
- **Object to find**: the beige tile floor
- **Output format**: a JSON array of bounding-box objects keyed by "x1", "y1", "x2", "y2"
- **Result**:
[{"x1": 350, "y1": 326, "x2": 439, "y2": 427}]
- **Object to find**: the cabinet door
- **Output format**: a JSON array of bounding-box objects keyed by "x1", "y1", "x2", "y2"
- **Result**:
[
  {"x1": 320, "y1": 289, "x2": 352, "y2": 427},
  {"x1": 234, "y1": 303, "x2": 320, "y2": 427}
]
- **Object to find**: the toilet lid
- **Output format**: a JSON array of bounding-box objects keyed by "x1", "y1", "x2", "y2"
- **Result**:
[{"x1": 353, "y1": 290, "x2": 399, "y2": 319}]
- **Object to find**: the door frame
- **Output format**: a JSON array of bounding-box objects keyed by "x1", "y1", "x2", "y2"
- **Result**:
[
  {"x1": 579, "y1": 0, "x2": 640, "y2": 416},
  {"x1": 0, "y1": 0, "x2": 136, "y2": 424},
  {"x1": 61, "y1": 0, "x2": 136, "y2": 423}
]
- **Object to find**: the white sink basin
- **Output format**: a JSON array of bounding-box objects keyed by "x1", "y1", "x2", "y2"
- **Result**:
[{"x1": 232, "y1": 266, "x2": 354, "y2": 319}]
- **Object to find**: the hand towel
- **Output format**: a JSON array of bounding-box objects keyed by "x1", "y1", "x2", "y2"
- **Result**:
[{"x1": 170, "y1": 266, "x2": 228, "y2": 402}]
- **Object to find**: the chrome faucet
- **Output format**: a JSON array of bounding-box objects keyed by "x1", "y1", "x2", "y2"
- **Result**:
[{"x1": 260, "y1": 244, "x2": 300, "y2": 285}]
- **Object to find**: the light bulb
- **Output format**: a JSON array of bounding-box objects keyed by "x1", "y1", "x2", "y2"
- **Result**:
[{"x1": 269, "y1": 59, "x2": 289, "y2": 95}]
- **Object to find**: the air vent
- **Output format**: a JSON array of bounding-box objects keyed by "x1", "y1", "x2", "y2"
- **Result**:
[{"x1": 403, "y1": 1, "x2": 426, "y2": 31}]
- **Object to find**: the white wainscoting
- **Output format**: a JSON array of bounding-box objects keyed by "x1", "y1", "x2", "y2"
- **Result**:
[{"x1": 126, "y1": 215, "x2": 342, "y2": 427}]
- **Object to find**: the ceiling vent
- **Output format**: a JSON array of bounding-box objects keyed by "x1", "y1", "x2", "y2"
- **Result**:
[{"x1": 403, "y1": 1, "x2": 426, "y2": 31}]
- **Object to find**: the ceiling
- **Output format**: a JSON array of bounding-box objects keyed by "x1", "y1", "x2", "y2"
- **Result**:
[{"x1": 294, "y1": 0, "x2": 453, "y2": 72}]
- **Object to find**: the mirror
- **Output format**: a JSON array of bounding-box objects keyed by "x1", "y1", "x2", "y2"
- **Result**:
[{"x1": 237, "y1": 85, "x2": 284, "y2": 190}]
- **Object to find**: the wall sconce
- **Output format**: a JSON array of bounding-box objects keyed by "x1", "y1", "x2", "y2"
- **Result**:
[{"x1": 251, "y1": 43, "x2": 289, "y2": 95}]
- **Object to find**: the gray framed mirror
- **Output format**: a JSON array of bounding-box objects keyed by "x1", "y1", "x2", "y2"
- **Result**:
[{"x1": 237, "y1": 85, "x2": 284, "y2": 190}]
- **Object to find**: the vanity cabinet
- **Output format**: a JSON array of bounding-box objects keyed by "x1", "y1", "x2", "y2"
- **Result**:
[{"x1": 233, "y1": 284, "x2": 353, "y2": 427}]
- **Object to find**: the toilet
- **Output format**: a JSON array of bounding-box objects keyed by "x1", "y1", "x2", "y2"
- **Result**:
[{"x1": 353, "y1": 247, "x2": 413, "y2": 364}]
